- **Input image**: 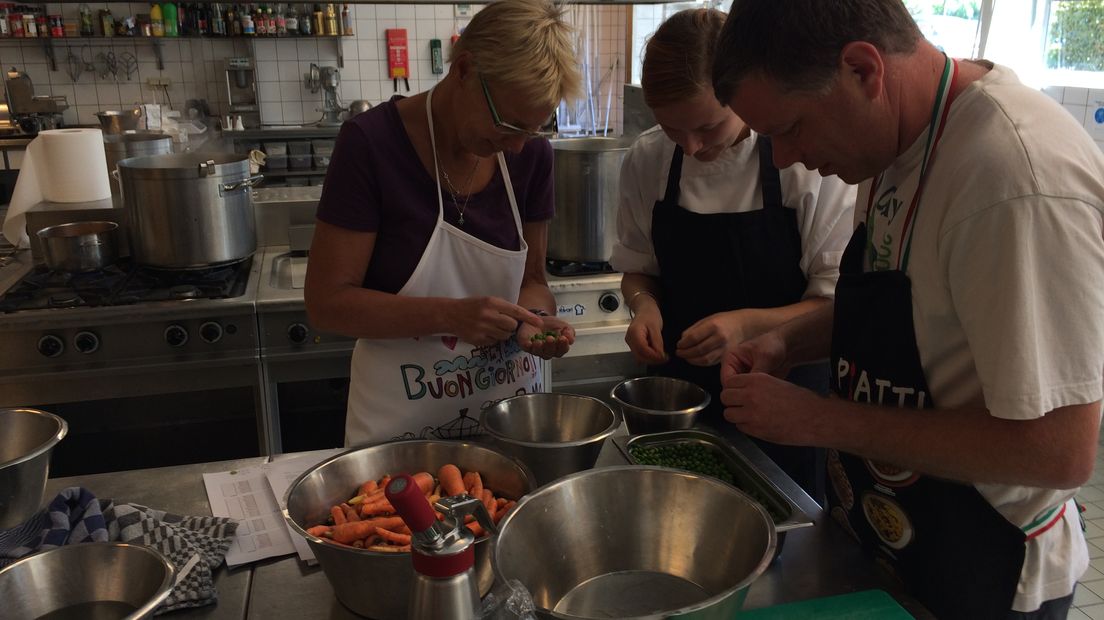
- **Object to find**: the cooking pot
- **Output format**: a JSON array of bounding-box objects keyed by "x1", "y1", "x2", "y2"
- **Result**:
[
  {"x1": 104, "y1": 133, "x2": 173, "y2": 197},
  {"x1": 35, "y1": 221, "x2": 119, "y2": 273},
  {"x1": 548, "y1": 137, "x2": 634, "y2": 264},
  {"x1": 118, "y1": 153, "x2": 261, "y2": 269}
]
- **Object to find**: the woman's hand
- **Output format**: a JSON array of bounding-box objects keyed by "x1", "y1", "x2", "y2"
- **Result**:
[
  {"x1": 676, "y1": 309, "x2": 764, "y2": 367},
  {"x1": 625, "y1": 304, "x2": 667, "y2": 365},
  {"x1": 450, "y1": 297, "x2": 543, "y2": 346},
  {"x1": 518, "y1": 316, "x2": 575, "y2": 359}
]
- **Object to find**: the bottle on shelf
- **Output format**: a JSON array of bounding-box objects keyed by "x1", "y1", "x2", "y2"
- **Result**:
[
  {"x1": 211, "y1": 3, "x2": 226, "y2": 36},
  {"x1": 275, "y1": 3, "x2": 286, "y2": 36},
  {"x1": 100, "y1": 9, "x2": 114, "y2": 37},
  {"x1": 163, "y1": 1, "x2": 177, "y2": 36},
  {"x1": 284, "y1": 4, "x2": 297, "y2": 34},
  {"x1": 23, "y1": 12, "x2": 37, "y2": 38},
  {"x1": 255, "y1": 5, "x2": 266, "y2": 35},
  {"x1": 0, "y1": 4, "x2": 10, "y2": 38},
  {"x1": 324, "y1": 3, "x2": 336, "y2": 36},
  {"x1": 341, "y1": 3, "x2": 351, "y2": 36},
  {"x1": 35, "y1": 13, "x2": 46, "y2": 38},
  {"x1": 298, "y1": 4, "x2": 311, "y2": 35},
  {"x1": 229, "y1": 6, "x2": 242, "y2": 36},
  {"x1": 8, "y1": 8, "x2": 21, "y2": 37},
  {"x1": 150, "y1": 3, "x2": 164, "y2": 36},
  {"x1": 78, "y1": 3, "x2": 93, "y2": 36},
  {"x1": 241, "y1": 7, "x2": 254, "y2": 35},
  {"x1": 312, "y1": 4, "x2": 323, "y2": 36}
]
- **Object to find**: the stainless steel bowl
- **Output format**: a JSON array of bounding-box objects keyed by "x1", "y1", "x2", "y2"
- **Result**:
[
  {"x1": 95, "y1": 109, "x2": 143, "y2": 134},
  {"x1": 610, "y1": 377, "x2": 711, "y2": 435},
  {"x1": 283, "y1": 440, "x2": 537, "y2": 620},
  {"x1": 0, "y1": 408, "x2": 67, "y2": 529},
  {"x1": 493, "y1": 466, "x2": 776, "y2": 619},
  {"x1": 481, "y1": 393, "x2": 621, "y2": 486},
  {"x1": 0, "y1": 542, "x2": 175, "y2": 619},
  {"x1": 36, "y1": 221, "x2": 120, "y2": 273}
]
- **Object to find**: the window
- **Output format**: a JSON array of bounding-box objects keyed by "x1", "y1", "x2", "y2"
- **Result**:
[
  {"x1": 906, "y1": 1, "x2": 982, "y2": 58},
  {"x1": 1045, "y1": 0, "x2": 1104, "y2": 71}
]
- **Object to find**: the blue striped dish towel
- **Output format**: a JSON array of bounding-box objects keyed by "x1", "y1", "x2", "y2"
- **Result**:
[{"x1": 0, "y1": 487, "x2": 238, "y2": 614}]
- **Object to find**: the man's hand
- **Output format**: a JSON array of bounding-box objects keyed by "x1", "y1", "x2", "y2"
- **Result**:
[{"x1": 721, "y1": 371, "x2": 830, "y2": 446}]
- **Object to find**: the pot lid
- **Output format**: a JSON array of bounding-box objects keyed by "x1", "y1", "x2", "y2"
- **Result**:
[{"x1": 117, "y1": 152, "x2": 249, "y2": 179}]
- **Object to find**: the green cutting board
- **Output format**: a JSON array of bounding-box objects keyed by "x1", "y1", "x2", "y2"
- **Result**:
[{"x1": 742, "y1": 589, "x2": 914, "y2": 619}]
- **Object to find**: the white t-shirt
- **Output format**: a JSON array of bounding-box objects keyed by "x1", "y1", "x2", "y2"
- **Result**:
[
  {"x1": 610, "y1": 126, "x2": 857, "y2": 299},
  {"x1": 861, "y1": 63, "x2": 1104, "y2": 611}
]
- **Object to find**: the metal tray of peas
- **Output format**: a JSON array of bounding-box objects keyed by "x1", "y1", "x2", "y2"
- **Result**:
[{"x1": 614, "y1": 429, "x2": 814, "y2": 532}]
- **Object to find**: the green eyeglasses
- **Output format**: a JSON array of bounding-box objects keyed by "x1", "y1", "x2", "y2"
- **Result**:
[{"x1": 479, "y1": 74, "x2": 556, "y2": 139}]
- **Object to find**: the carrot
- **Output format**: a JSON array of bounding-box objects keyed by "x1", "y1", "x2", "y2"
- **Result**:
[
  {"x1": 358, "y1": 479, "x2": 379, "y2": 496},
  {"x1": 481, "y1": 489, "x2": 497, "y2": 521},
  {"x1": 438, "y1": 464, "x2": 465, "y2": 496},
  {"x1": 412, "y1": 471, "x2": 436, "y2": 495},
  {"x1": 367, "y1": 544, "x2": 411, "y2": 553},
  {"x1": 341, "y1": 504, "x2": 361, "y2": 523},
  {"x1": 307, "y1": 525, "x2": 331, "y2": 537},
  {"x1": 352, "y1": 539, "x2": 365, "y2": 548},
  {"x1": 331, "y1": 516, "x2": 405, "y2": 544},
  {"x1": 463, "y1": 471, "x2": 484, "y2": 499},
  {"x1": 376, "y1": 527, "x2": 412, "y2": 546},
  {"x1": 359, "y1": 496, "x2": 395, "y2": 517},
  {"x1": 331, "y1": 505, "x2": 347, "y2": 526},
  {"x1": 493, "y1": 501, "x2": 516, "y2": 525},
  {"x1": 495, "y1": 497, "x2": 508, "y2": 508},
  {"x1": 466, "y1": 521, "x2": 485, "y2": 538}
]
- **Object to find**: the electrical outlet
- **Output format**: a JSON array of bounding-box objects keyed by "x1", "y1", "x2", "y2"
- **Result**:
[{"x1": 145, "y1": 77, "x2": 171, "y2": 88}]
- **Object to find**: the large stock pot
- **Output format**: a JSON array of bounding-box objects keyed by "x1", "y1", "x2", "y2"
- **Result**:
[
  {"x1": 118, "y1": 153, "x2": 261, "y2": 269},
  {"x1": 548, "y1": 137, "x2": 634, "y2": 263}
]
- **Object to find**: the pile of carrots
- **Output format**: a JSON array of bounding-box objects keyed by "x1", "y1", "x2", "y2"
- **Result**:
[{"x1": 304, "y1": 463, "x2": 518, "y2": 553}]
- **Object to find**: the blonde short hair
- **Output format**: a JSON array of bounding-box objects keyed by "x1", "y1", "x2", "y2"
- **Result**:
[{"x1": 450, "y1": 0, "x2": 582, "y2": 109}]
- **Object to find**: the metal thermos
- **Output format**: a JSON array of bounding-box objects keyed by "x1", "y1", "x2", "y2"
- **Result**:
[{"x1": 385, "y1": 474, "x2": 498, "y2": 620}]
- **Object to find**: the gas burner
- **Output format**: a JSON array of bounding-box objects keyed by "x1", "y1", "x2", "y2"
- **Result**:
[
  {"x1": 48, "y1": 292, "x2": 81, "y2": 308},
  {"x1": 546, "y1": 259, "x2": 616, "y2": 278},
  {"x1": 0, "y1": 257, "x2": 253, "y2": 313},
  {"x1": 169, "y1": 285, "x2": 200, "y2": 299}
]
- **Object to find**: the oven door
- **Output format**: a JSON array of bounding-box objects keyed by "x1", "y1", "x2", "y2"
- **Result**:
[
  {"x1": 0, "y1": 356, "x2": 265, "y2": 477},
  {"x1": 261, "y1": 345, "x2": 352, "y2": 454}
]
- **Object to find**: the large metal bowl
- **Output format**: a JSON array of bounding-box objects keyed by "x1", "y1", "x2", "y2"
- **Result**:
[
  {"x1": 481, "y1": 393, "x2": 621, "y2": 486},
  {"x1": 283, "y1": 440, "x2": 537, "y2": 620},
  {"x1": 493, "y1": 466, "x2": 776, "y2": 619},
  {"x1": 610, "y1": 377, "x2": 711, "y2": 435},
  {"x1": 0, "y1": 408, "x2": 67, "y2": 529},
  {"x1": 0, "y1": 542, "x2": 175, "y2": 619}
]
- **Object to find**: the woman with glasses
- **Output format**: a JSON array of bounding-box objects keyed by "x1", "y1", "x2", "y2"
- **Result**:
[
  {"x1": 610, "y1": 8, "x2": 856, "y2": 496},
  {"x1": 305, "y1": 0, "x2": 581, "y2": 445}
]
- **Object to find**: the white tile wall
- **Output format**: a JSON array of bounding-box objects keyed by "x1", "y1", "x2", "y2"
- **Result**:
[
  {"x1": 0, "y1": 3, "x2": 630, "y2": 132},
  {"x1": 1042, "y1": 84, "x2": 1104, "y2": 153}
]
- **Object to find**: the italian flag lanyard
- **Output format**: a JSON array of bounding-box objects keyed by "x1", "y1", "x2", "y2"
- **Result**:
[{"x1": 865, "y1": 55, "x2": 959, "y2": 272}]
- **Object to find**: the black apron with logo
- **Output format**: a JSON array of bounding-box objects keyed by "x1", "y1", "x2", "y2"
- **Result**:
[
  {"x1": 828, "y1": 223, "x2": 1026, "y2": 619},
  {"x1": 651, "y1": 137, "x2": 827, "y2": 493}
]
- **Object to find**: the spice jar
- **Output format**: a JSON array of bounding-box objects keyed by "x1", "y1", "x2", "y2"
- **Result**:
[{"x1": 48, "y1": 15, "x2": 63, "y2": 38}]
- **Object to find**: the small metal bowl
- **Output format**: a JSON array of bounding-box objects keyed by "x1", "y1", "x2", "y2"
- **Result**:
[
  {"x1": 481, "y1": 393, "x2": 621, "y2": 486},
  {"x1": 0, "y1": 542, "x2": 175, "y2": 620},
  {"x1": 610, "y1": 377, "x2": 711, "y2": 435},
  {"x1": 493, "y1": 466, "x2": 776, "y2": 619},
  {"x1": 0, "y1": 408, "x2": 67, "y2": 529}
]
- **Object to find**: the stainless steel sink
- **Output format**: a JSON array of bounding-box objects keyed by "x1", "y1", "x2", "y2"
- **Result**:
[{"x1": 269, "y1": 252, "x2": 308, "y2": 290}]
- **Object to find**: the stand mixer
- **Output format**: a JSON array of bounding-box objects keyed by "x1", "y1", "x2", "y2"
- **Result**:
[{"x1": 303, "y1": 63, "x2": 344, "y2": 127}]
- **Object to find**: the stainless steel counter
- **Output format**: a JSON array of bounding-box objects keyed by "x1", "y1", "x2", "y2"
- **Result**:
[{"x1": 42, "y1": 437, "x2": 933, "y2": 619}]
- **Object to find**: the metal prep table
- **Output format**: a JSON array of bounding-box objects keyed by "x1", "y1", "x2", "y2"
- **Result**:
[{"x1": 44, "y1": 437, "x2": 933, "y2": 619}]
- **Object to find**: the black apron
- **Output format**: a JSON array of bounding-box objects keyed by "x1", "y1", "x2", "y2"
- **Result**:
[
  {"x1": 650, "y1": 137, "x2": 827, "y2": 494},
  {"x1": 828, "y1": 223, "x2": 1027, "y2": 619}
]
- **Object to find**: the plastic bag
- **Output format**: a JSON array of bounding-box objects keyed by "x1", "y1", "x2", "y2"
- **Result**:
[{"x1": 481, "y1": 579, "x2": 537, "y2": 620}]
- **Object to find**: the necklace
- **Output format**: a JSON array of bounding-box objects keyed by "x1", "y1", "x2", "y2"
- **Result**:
[{"x1": 440, "y1": 158, "x2": 480, "y2": 226}]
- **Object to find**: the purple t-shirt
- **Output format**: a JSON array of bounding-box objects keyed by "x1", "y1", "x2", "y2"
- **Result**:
[{"x1": 316, "y1": 98, "x2": 555, "y2": 294}]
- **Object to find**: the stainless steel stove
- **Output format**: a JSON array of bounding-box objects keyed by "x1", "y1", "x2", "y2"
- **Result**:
[{"x1": 0, "y1": 250, "x2": 265, "y2": 476}]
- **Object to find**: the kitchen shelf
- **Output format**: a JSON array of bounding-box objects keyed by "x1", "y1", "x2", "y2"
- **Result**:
[
  {"x1": 4, "y1": 34, "x2": 354, "y2": 72},
  {"x1": 261, "y1": 169, "x2": 328, "y2": 177}
]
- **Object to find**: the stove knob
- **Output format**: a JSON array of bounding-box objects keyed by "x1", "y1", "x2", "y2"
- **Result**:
[
  {"x1": 287, "y1": 323, "x2": 310, "y2": 345},
  {"x1": 200, "y1": 321, "x2": 224, "y2": 344},
  {"x1": 165, "y1": 324, "x2": 189, "y2": 347},
  {"x1": 74, "y1": 331, "x2": 100, "y2": 354},
  {"x1": 37, "y1": 334, "x2": 64, "y2": 358},
  {"x1": 598, "y1": 292, "x2": 620, "y2": 313}
]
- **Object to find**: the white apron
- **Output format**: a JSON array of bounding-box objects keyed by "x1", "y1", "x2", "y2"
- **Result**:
[{"x1": 344, "y1": 88, "x2": 543, "y2": 445}]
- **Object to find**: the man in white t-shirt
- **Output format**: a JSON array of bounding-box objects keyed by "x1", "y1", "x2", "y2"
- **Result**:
[{"x1": 711, "y1": 1, "x2": 1104, "y2": 618}]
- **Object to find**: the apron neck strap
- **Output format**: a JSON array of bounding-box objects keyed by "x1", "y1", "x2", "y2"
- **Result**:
[
  {"x1": 865, "y1": 55, "x2": 959, "y2": 271},
  {"x1": 426, "y1": 87, "x2": 446, "y2": 221}
]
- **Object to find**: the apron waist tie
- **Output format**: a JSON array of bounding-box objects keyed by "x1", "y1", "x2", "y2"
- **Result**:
[{"x1": 1023, "y1": 501, "x2": 1069, "y2": 540}]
